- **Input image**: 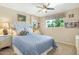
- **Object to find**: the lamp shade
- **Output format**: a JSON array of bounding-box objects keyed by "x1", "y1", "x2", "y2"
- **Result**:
[{"x1": 0, "y1": 22, "x2": 9, "y2": 28}]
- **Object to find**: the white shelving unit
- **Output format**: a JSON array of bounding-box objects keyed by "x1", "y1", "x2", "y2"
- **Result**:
[{"x1": 76, "y1": 35, "x2": 79, "y2": 55}]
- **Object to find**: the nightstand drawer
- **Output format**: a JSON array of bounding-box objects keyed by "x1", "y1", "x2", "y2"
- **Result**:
[{"x1": 0, "y1": 35, "x2": 12, "y2": 49}]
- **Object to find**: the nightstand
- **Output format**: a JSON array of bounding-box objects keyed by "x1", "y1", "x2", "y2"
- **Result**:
[
  {"x1": 0, "y1": 35, "x2": 12, "y2": 49},
  {"x1": 33, "y1": 29, "x2": 40, "y2": 34}
]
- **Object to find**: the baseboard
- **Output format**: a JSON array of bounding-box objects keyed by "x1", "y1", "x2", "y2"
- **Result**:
[{"x1": 55, "y1": 41, "x2": 75, "y2": 47}]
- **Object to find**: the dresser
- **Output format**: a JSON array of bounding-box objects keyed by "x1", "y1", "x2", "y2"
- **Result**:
[
  {"x1": 76, "y1": 35, "x2": 79, "y2": 55},
  {"x1": 0, "y1": 35, "x2": 12, "y2": 49}
]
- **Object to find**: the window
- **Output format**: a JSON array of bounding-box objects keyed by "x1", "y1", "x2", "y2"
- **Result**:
[{"x1": 46, "y1": 18, "x2": 64, "y2": 27}]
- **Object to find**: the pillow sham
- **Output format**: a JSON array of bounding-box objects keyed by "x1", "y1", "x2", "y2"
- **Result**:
[{"x1": 18, "y1": 30, "x2": 29, "y2": 36}]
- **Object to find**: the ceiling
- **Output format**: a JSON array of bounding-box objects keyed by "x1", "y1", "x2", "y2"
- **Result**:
[{"x1": 0, "y1": 3, "x2": 79, "y2": 17}]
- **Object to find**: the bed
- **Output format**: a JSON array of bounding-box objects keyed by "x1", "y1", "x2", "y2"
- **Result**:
[
  {"x1": 12, "y1": 22, "x2": 57, "y2": 55},
  {"x1": 12, "y1": 33, "x2": 57, "y2": 55}
]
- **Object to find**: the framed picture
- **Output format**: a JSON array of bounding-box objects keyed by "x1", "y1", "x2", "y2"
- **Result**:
[
  {"x1": 65, "y1": 21, "x2": 79, "y2": 28},
  {"x1": 17, "y1": 14, "x2": 26, "y2": 21},
  {"x1": 69, "y1": 14, "x2": 74, "y2": 18}
]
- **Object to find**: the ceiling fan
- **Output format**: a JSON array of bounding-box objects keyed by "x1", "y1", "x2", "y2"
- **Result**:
[{"x1": 36, "y1": 3, "x2": 55, "y2": 13}]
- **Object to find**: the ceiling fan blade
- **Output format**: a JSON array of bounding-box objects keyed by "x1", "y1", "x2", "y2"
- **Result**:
[
  {"x1": 36, "y1": 6, "x2": 43, "y2": 8},
  {"x1": 47, "y1": 8, "x2": 55, "y2": 10},
  {"x1": 47, "y1": 3, "x2": 50, "y2": 6},
  {"x1": 43, "y1": 4, "x2": 47, "y2": 8},
  {"x1": 38, "y1": 10, "x2": 42, "y2": 12}
]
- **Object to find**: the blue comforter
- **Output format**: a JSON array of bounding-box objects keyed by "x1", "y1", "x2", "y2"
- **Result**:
[{"x1": 12, "y1": 33, "x2": 57, "y2": 55}]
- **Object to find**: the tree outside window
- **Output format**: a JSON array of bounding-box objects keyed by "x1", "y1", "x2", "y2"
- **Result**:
[{"x1": 46, "y1": 18, "x2": 64, "y2": 28}]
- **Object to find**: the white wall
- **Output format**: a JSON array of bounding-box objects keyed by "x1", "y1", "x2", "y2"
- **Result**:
[
  {"x1": 39, "y1": 8, "x2": 79, "y2": 46},
  {"x1": 0, "y1": 5, "x2": 40, "y2": 24}
]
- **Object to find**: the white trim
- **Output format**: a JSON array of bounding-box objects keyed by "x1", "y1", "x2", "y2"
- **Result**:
[{"x1": 55, "y1": 41, "x2": 75, "y2": 47}]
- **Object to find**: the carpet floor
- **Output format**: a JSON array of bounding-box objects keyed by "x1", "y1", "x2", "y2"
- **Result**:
[{"x1": 0, "y1": 43, "x2": 77, "y2": 55}]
